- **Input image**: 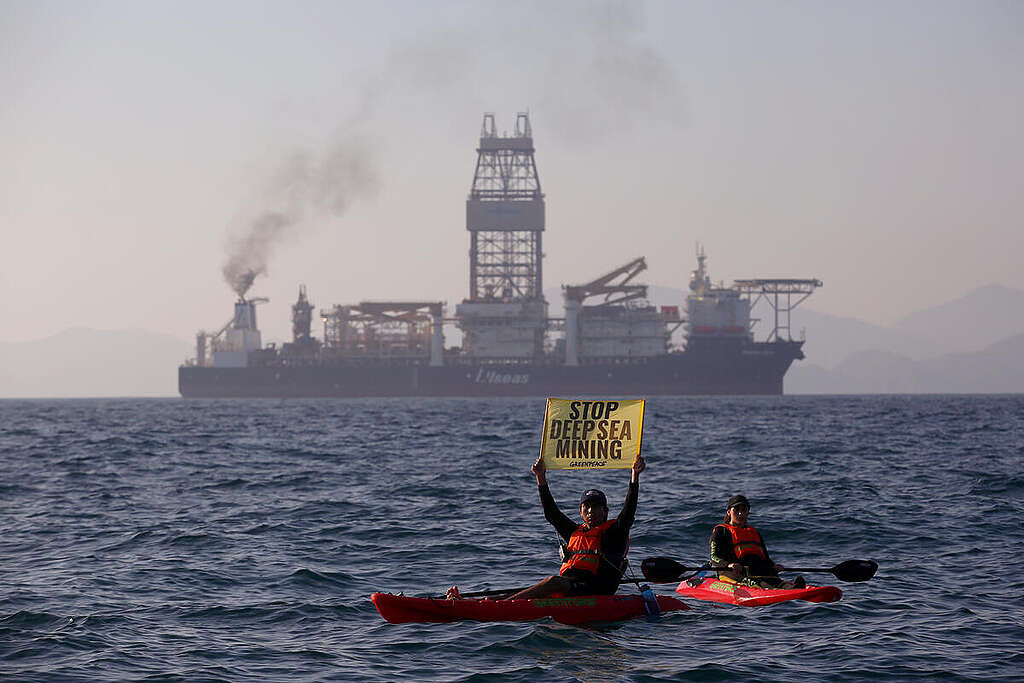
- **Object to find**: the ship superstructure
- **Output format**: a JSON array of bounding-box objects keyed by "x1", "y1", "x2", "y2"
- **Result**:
[
  {"x1": 192, "y1": 296, "x2": 266, "y2": 368},
  {"x1": 563, "y1": 256, "x2": 674, "y2": 364},
  {"x1": 179, "y1": 113, "x2": 821, "y2": 398}
]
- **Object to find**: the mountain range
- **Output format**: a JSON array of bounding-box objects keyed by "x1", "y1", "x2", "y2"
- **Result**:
[
  {"x1": 0, "y1": 328, "x2": 191, "y2": 398},
  {"x1": 784, "y1": 284, "x2": 1024, "y2": 394},
  {"x1": 0, "y1": 285, "x2": 1020, "y2": 398}
]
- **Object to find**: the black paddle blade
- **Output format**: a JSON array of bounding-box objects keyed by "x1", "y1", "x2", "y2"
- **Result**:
[
  {"x1": 832, "y1": 559, "x2": 878, "y2": 582},
  {"x1": 641, "y1": 557, "x2": 687, "y2": 583}
]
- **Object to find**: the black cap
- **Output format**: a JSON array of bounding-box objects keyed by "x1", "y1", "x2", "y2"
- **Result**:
[
  {"x1": 727, "y1": 494, "x2": 750, "y2": 509},
  {"x1": 580, "y1": 489, "x2": 607, "y2": 506}
]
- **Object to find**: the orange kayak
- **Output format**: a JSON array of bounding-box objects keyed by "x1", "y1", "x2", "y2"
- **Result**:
[{"x1": 675, "y1": 575, "x2": 842, "y2": 606}]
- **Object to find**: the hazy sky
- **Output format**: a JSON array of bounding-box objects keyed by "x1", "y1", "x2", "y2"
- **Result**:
[{"x1": 3, "y1": 0, "x2": 1022, "y2": 345}]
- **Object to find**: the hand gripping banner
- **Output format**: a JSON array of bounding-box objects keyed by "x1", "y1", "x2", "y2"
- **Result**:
[{"x1": 538, "y1": 398, "x2": 645, "y2": 470}]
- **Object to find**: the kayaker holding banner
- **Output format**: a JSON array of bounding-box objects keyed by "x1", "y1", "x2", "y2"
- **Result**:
[
  {"x1": 503, "y1": 452, "x2": 646, "y2": 599},
  {"x1": 711, "y1": 494, "x2": 806, "y2": 590},
  {"x1": 445, "y1": 398, "x2": 648, "y2": 601}
]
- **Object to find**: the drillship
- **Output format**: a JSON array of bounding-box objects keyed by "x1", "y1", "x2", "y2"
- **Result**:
[{"x1": 179, "y1": 113, "x2": 821, "y2": 398}]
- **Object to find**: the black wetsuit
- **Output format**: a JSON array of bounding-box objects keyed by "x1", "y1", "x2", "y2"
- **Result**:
[
  {"x1": 709, "y1": 524, "x2": 784, "y2": 588},
  {"x1": 538, "y1": 481, "x2": 638, "y2": 595}
]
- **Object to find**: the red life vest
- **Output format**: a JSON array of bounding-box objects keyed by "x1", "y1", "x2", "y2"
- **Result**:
[
  {"x1": 716, "y1": 523, "x2": 767, "y2": 561},
  {"x1": 559, "y1": 520, "x2": 621, "y2": 575}
]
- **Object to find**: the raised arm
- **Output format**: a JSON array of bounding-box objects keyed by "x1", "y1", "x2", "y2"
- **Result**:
[
  {"x1": 631, "y1": 455, "x2": 646, "y2": 483},
  {"x1": 616, "y1": 455, "x2": 646, "y2": 529},
  {"x1": 532, "y1": 456, "x2": 548, "y2": 486}
]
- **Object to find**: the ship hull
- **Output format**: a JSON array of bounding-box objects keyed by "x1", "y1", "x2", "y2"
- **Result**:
[{"x1": 178, "y1": 340, "x2": 803, "y2": 398}]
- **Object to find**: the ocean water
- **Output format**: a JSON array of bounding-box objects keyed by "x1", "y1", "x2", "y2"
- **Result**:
[{"x1": 1, "y1": 395, "x2": 1021, "y2": 682}]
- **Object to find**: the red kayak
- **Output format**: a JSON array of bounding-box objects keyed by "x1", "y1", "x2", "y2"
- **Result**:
[
  {"x1": 675, "y1": 575, "x2": 842, "y2": 606},
  {"x1": 371, "y1": 591, "x2": 691, "y2": 625}
]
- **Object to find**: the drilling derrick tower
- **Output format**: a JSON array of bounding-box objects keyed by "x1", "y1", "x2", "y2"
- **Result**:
[{"x1": 456, "y1": 112, "x2": 548, "y2": 361}]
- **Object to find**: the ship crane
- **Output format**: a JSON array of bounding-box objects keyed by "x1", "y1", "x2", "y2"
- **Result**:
[{"x1": 563, "y1": 257, "x2": 649, "y2": 309}]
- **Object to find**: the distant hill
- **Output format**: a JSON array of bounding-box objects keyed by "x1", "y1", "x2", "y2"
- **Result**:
[
  {"x1": 893, "y1": 284, "x2": 1024, "y2": 354},
  {"x1": 0, "y1": 328, "x2": 190, "y2": 398},
  {"x1": 787, "y1": 333, "x2": 1024, "y2": 394},
  {"x1": 788, "y1": 309, "x2": 942, "y2": 369},
  {"x1": 791, "y1": 284, "x2": 1024, "y2": 370}
]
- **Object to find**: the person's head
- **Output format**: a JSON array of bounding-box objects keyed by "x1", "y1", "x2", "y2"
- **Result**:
[
  {"x1": 579, "y1": 489, "x2": 609, "y2": 528},
  {"x1": 724, "y1": 494, "x2": 750, "y2": 525}
]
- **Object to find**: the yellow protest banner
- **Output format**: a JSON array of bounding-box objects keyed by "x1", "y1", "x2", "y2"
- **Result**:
[{"x1": 538, "y1": 398, "x2": 645, "y2": 470}]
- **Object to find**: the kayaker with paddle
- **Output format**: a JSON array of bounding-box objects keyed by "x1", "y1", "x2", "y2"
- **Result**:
[
  {"x1": 711, "y1": 494, "x2": 806, "y2": 590},
  {"x1": 446, "y1": 454, "x2": 647, "y2": 600}
]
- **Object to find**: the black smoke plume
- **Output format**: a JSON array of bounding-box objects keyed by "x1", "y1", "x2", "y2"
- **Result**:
[{"x1": 222, "y1": 137, "x2": 378, "y2": 298}]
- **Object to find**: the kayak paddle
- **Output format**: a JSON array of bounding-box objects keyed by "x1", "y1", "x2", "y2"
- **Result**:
[
  {"x1": 641, "y1": 557, "x2": 878, "y2": 583},
  {"x1": 641, "y1": 557, "x2": 706, "y2": 583},
  {"x1": 779, "y1": 560, "x2": 878, "y2": 582},
  {"x1": 430, "y1": 578, "x2": 657, "y2": 601}
]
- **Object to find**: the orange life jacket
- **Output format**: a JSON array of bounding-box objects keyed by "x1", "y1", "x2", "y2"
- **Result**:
[
  {"x1": 716, "y1": 523, "x2": 767, "y2": 561},
  {"x1": 559, "y1": 520, "x2": 621, "y2": 575}
]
